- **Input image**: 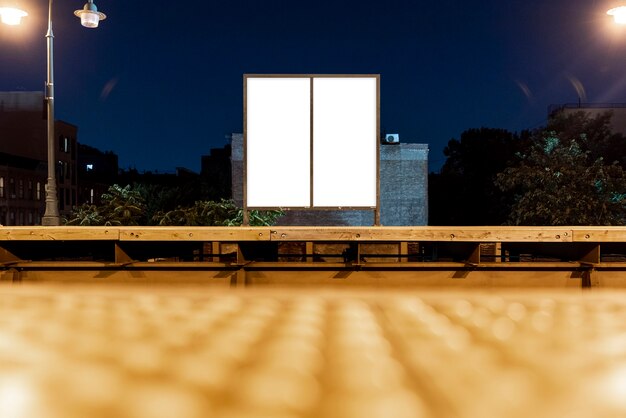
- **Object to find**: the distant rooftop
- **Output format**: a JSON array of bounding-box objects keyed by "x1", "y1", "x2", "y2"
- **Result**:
[
  {"x1": 548, "y1": 102, "x2": 626, "y2": 117},
  {"x1": 0, "y1": 92, "x2": 44, "y2": 112}
]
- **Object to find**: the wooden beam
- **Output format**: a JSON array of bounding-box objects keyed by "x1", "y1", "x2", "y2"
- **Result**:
[
  {"x1": 212, "y1": 242, "x2": 221, "y2": 263},
  {"x1": 572, "y1": 227, "x2": 626, "y2": 242},
  {"x1": 268, "y1": 226, "x2": 574, "y2": 242},
  {"x1": 0, "y1": 245, "x2": 21, "y2": 264},
  {"x1": 306, "y1": 242, "x2": 314, "y2": 263},
  {"x1": 467, "y1": 244, "x2": 481, "y2": 264},
  {"x1": 115, "y1": 243, "x2": 133, "y2": 264},
  {"x1": 0, "y1": 227, "x2": 118, "y2": 241},
  {"x1": 400, "y1": 242, "x2": 409, "y2": 263},
  {"x1": 579, "y1": 244, "x2": 601, "y2": 265},
  {"x1": 118, "y1": 227, "x2": 271, "y2": 241}
]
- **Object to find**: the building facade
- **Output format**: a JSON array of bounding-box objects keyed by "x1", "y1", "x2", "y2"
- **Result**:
[
  {"x1": 230, "y1": 133, "x2": 429, "y2": 226},
  {"x1": 0, "y1": 92, "x2": 78, "y2": 224},
  {"x1": 77, "y1": 143, "x2": 119, "y2": 206}
]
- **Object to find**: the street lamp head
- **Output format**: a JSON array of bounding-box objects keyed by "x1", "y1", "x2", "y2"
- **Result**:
[
  {"x1": 608, "y1": 6, "x2": 626, "y2": 25},
  {"x1": 74, "y1": 0, "x2": 106, "y2": 28},
  {"x1": 0, "y1": 7, "x2": 27, "y2": 25}
]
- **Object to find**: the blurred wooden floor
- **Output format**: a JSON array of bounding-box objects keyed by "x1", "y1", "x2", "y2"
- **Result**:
[{"x1": 2, "y1": 284, "x2": 626, "y2": 418}]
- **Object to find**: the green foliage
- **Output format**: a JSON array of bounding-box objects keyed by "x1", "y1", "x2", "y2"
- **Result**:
[
  {"x1": 66, "y1": 185, "x2": 283, "y2": 227},
  {"x1": 225, "y1": 207, "x2": 284, "y2": 227},
  {"x1": 152, "y1": 199, "x2": 282, "y2": 226},
  {"x1": 65, "y1": 184, "x2": 147, "y2": 226},
  {"x1": 496, "y1": 113, "x2": 626, "y2": 225},
  {"x1": 132, "y1": 183, "x2": 195, "y2": 224},
  {"x1": 64, "y1": 204, "x2": 104, "y2": 226},
  {"x1": 99, "y1": 184, "x2": 146, "y2": 225}
]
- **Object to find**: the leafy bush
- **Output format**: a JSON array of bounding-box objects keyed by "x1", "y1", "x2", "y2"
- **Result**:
[
  {"x1": 65, "y1": 186, "x2": 283, "y2": 226},
  {"x1": 152, "y1": 199, "x2": 282, "y2": 226}
]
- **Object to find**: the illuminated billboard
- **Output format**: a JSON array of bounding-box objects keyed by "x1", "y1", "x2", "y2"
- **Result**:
[{"x1": 244, "y1": 74, "x2": 379, "y2": 210}]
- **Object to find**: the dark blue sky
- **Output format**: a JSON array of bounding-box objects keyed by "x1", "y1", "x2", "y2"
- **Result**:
[{"x1": 1, "y1": 0, "x2": 626, "y2": 172}]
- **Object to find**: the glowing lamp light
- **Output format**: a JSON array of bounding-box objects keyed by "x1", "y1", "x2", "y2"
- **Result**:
[
  {"x1": 0, "y1": 7, "x2": 27, "y2": 25},
  {"x1": 608, "y1": 6, "x2": 626, "y2": 25},
  {"x1": 74, "y1": 0, "x2": 106, "y2": 28}
]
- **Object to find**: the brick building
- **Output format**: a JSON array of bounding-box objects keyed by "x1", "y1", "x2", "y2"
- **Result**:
[
  {"x1": 230, "y1": 133, "x2": 428, "y2": 226},
  {"x1": 0, "y1": 92, "x2": 78, "y2": 224}
]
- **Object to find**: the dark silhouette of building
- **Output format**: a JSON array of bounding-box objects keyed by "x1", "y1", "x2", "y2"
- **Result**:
[
  {"x1": 549, "y1": 103, "x2": 626, "y2": 134},
  {"x1": 77, "y1": 143, "x2": 119, "y2": 205},
  {"x1": 200, "y1": 144, "x2": 232, "y2": 200},
  {"x1": 0, "y1": 92, "x2": 78, "y2": 224}
]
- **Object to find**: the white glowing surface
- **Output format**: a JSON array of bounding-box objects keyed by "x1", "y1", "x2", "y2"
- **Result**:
[
  {"x1": 0, "y1": 7, "x2": 27, "y2": 25},
  {"x1": 246, "y1": 77, "x2": 311, "y2": 207},
  {"x1": 245, "y1": 75, "x2": 378, "y2": 209},
  {"x1": 608, "y1": 6, "x2": 626, "y2": 24},
  {"x1": 313, "y1": 77, "x2": 377, "y2": 207}
]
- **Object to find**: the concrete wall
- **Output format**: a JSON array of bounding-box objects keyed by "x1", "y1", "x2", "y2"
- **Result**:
[{"x1": 231, "y1": 134, "x2": 428, "y2": 226}]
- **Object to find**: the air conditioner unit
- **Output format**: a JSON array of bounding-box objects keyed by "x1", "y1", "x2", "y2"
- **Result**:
[{"x1": 384, "y1": 134, "x2": 399, "y2": 144}]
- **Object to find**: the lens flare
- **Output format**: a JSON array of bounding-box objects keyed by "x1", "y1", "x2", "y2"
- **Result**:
[{"x1": 608, "y1": 6, "x2": 626, "y2": 25}]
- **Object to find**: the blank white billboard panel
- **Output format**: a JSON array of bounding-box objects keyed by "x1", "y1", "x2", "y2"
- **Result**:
[
  {"x1": 246, "y1": 77, "x2": 311, "y2": 207},
  {"x1": 245, "y1": 75, "x2": 378, "y2": 210},
  {"x1": 313, "y1": 77, "x2": 377, "y2": 207}
]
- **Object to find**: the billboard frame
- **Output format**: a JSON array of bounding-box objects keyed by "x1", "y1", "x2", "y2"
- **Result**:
[{"x1": 243, "y1": 74, "x2": 380, "y2": 226}]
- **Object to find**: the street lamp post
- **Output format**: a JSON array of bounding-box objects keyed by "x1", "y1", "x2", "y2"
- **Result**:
[{"x1": 0, "y1": 0, "x2": 106, "y2": 226}]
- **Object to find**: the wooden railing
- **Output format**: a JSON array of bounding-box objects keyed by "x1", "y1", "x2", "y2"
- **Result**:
[{"x1": 2, "y1": 226, "x2": 626, "y2": 287}]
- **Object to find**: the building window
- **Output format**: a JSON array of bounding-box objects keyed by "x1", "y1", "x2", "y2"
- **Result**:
[
  {"x1": 18, "y1": 212, "x2": 24, "y2": 225},
  {"x1": 86, "y1": 164, "x2": 94, "y2": 171},
  {"x1": 0, "y1": 177, "x2": 4, "y2": 198},
  {"x1": 28, "y1": 181, "x2": 33, "y2": 200},
  {"x1": 28, "y1": 212, "x2": 33, "y2": 225},
  {"x1": 59, "y1": 136, "x2": 70, "y2": 153},
  {"x1": 36, "y1": 182, "x2": 41, "y2": 201},
  {"x1": 58, "y1": 161, "x2": 64, "y2": 183},
  {"x1": 18, "y1": 179, "x2": 24, "y2": 199},
  {"x1": 9, "y1": 211, "x2": 14, "y2": 226},
  {"x1": 9, "y1": 178, "x2": 15, "y2": 199}
]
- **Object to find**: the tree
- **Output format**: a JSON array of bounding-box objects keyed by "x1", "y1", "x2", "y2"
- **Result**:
[
  {"x1": 496, "y1": 112, "x2": 626, "y2": 225},
  {"x1": 429, "y1": 127, "x2": 530, "y2": 225},
  {"x1": 545, "y1": 110, "x2": 626, "y2": 167}
]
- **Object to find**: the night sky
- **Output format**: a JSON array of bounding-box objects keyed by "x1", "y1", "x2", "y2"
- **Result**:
[{"x1": 1, "y1": 0, "x2": 626, "y2": 173}]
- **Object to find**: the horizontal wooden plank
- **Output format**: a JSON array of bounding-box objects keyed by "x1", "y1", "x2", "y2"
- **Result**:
[
  {"x1": 571, "y1": 227, "x2": 626, "y2": 242},
  {"x1": 122, "y1": 262, "x2": 239, "y2": 269},
  {"x1": 9, "y1": 226, "x2": 626, "y2": 243},
  {"x1": 4, "y1": 261, "x2": 111, "y2": 268},
  {"x1": 269, "y1": 227, "x2": 574, "y2": 242},
  {"x1": 0, "y1": 227, "x2": 119, "y2": 241},
  {"x1": 119, "y1": 227, "x2": 272, "y2": 241}
]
